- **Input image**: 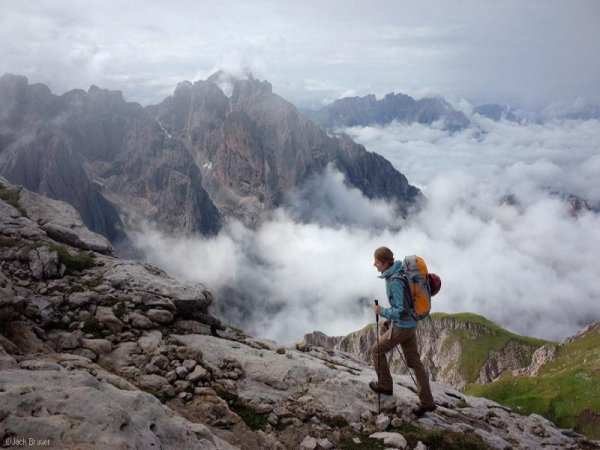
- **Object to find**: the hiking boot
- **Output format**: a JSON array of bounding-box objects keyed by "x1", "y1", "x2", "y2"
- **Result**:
[
  {"x1": 369, "y1": 381, "x2": 393, "y2": 395},
  {"x1": 412, "y1": 404, "x2": 436, "y2": 417}
]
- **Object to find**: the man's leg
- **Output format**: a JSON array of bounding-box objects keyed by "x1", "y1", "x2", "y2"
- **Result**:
[
  {"x1": 400, "y1": 332, "x2": 435, "y2": 408},
  {"x1": 371, "y1": 326, "x2": 415, "y2": 391}
]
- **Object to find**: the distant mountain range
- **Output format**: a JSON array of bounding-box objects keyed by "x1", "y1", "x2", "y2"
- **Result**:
[
  {"x1": 304, "y1": 92, "x2": 470, "y2": 131},
  {"x1": 0, "y1": 73, "x2": 420, "y2": 250}
]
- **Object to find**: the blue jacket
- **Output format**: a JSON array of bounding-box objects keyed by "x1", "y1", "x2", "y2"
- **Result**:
[{"x1": 378, "y1": 260, "x2": 417, "y2": 329}]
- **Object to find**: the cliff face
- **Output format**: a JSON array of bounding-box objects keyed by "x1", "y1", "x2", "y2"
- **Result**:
[
  {"x1": 304, "y1": 313, "x2": 550, "y2": 389},
  {"x1": 0, "y1": 73, "x2": 420, "y2": 245},
  {"x1": 1, "y1": 179, "x2": 596, "y2": 450},
  {"x1": 305, "y1": 92, "x2": 470, "y2": 132}
]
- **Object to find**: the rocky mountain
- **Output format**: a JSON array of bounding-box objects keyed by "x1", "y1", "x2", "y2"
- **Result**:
[
  {"x1": 304, "y1": 313, "x2": 550, "y2": 389},
  {"x1": 473, "y1": 104, "x2": 520, "y2": 122},
  {"x1": 304, "y1": 92, "x2": 470, "y2": 132},
  {"x1": 1, "y1": 178, "x2": 597, "y2": 449},
  {"x1": 0, "y1": 73, "x2": 420, "y2": 249}
]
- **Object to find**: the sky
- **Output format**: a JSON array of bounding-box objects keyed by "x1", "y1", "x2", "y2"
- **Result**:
[
  {"x1": 1, "y1": 0, "x2": 600, "y2": 110},
  {"x1": 133, "y1": 114, "x2": 600, "y2": 344}
]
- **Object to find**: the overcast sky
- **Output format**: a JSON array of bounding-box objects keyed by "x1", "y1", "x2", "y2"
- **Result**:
[{"x1": 1, "y1": 0, "x2": 599, "y2": 109}]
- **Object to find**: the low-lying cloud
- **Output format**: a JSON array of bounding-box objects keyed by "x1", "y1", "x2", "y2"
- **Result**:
[{"x1": 133, "y1": 115, "x2": 600, "y2": 344}]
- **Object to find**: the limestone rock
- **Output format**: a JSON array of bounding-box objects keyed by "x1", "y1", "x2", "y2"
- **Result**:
[
  {"x1": 18, "y1": 188, "x2": 114, "y2": 254},
  {"x1": 95, "y1": 306, "x2": 124, "y2": 333},
  {"x1": 369, "y1": 432, "x2": 407, "y2": 449},
  {"x1": 0, "y1": 368, "x2": 226, "y2": 449}
]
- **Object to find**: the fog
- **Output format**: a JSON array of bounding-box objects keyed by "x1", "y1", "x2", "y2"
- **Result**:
[
  {"x1": 133, "y1": 114, "x2": 600, "y2": 344},
  {"x1": 2, "y1": 1, "x2": 600, "y2": 108}
]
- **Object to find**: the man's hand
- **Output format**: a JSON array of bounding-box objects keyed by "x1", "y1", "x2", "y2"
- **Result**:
[
  {"x1": 381, "y1": 320, "x2": 390, "y2": 332},
  {"x1": 373, "y1": 305, "x2": 382, "y2": 316}
]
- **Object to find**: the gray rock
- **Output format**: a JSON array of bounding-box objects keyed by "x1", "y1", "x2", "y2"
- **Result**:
[
  {"x1": 146, "y1": 308, "x2": 174, "y2": 324},
  {"x1": 130, "y1": 312, "x2": 154, "y2": 329},
  {"x1": 68, "y1": 291, "x2": 98, "y2": 307},
  {"x1": 17, "y1": 359, "x2": 62, "y2": 371},
  {"x1": 165, "y1": 371, "x2": 178, "y2": 383},
  {"x1": 28, "y1": 246, "x2": 61, "y2": 280},
  {"x1": 151, "y1": 355, "x2": 170, "y2": 370},
  {"x1": 0, "y1": 367, "x2": 223, "y2": 449},
  {"x1": 316, "y1": 438, "x2": 334, "y2": 450},
  {"x1": 174, "y1": 380, "x2": 191, "y2": 393},
  {"x1": 82, "y1": 338, "x2": 113, "y2": 355},
  {"x1": 18, "y1": 188, "x2": 113, "y2": 254},
  {"x1": 3, "y1": 321, "x2": 52, "y2": 353},
  {"x1": 138, "y1": 330, "x2": 163, "y2": 354},
  {"x1": 299, "y1": 436, "x2": 317, "y2": 450},
  {"x1": 137, "y1": 374, "x2": 169, "y2": 390},
  {"x1": 181, "y1": 359, "x2": 197, "y2": 371},
  {"x1": 71, "y1": 347, "x2": 97, "y2": 361},
  {"x1": 175, "y1": 366, "x2": 190, "y2": 379},
  {"x1": 186, "y1": 365, "x2": 209, "y2": 383},
  {"x1": 48, "y1": 330, "x2": 83, "y2": 350},
  {"x1": 95, "y1": 306, "x2": 124, "y2": 333},
  {"x1": 376, "y1": 414, "x2": 390, "y2": 431},
  {"x1": 369, "y1": 432, "x2": 407, "y2": 449}
]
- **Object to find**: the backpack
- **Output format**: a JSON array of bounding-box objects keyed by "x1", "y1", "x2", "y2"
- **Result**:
[{"x1": 392, "y1": 255, "x2": 441, "y2": 321}]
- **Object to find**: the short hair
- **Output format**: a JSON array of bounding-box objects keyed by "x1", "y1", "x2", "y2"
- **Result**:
[{"x1": 374, "y1": 246, "x2": 394, "y2": 265}]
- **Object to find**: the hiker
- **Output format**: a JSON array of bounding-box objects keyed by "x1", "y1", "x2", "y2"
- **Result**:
[{"x1": 370, "y1": 246, "x2": 437, "y2": 417}]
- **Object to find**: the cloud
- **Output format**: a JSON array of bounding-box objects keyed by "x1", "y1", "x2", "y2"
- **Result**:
[
  {"x1": 1, "y1": 1, "x2": 599, "y2": 108},
  {"x1": 132, "y1": 115, "x2": 600, "y2": 344}
]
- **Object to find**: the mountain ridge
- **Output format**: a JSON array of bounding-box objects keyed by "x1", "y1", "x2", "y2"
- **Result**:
[
  {"x1": 0, "y1": 73, "x2": 420, "y2": 251},
  {"x1": 304, "y1": 92, "x2": 470, "y2": 131}
]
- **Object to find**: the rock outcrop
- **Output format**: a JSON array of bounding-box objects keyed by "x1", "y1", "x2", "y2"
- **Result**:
[
  {"x1": 0, "y1": 182, "x2": 596, "y2": 449},
  {"x1": 304, "y1": 92, "x2": 470, "y2": 132}
]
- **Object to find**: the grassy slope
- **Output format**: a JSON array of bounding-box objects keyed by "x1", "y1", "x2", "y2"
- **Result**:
[
  {"x1": 465, "y1": 323, "x2": 600, "y2": 439},
  {"x1": 431, "y1": 312, "x2": 550, "y2": 383}
]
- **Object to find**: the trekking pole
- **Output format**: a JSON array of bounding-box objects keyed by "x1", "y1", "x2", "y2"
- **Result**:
[
  {"x1": 393, "y1": 345, "x2": 418, "y2": 388},
  {"x1": 374, "y1": 299, "x2": 381, "y2": 414}
]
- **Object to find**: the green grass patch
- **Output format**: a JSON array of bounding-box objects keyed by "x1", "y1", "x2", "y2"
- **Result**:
[
  {"x1": 112, "y1": 302, "x2": 128, "y2": 320},
  {"x1": 276, "y1": 348, "x2": 286, "y2": 355},
  {"x1": 432, "y1": 312, "x2": 550, "y2": 383},
  {"x1": 33, "y1": 242, "x2": 96, "y2": 272},
  {"x1": 466, "y1": 323, "x2": 600, "y2": 439},
  {"x1": 322, "y1": 414, "x2": 349, "y2": 428},
  {"x1": 230, "y1": 403, "x2": 268, "y2": 430},
  {"x1": 82, "y1": 316, "x2": 102, "y2": 336},
  {"x1": 0, "y1": 186, "x2": 26, "y2": 216},
  {"x1": 228, "y1": 326, "x2": 244, "y2": 334},
  {"x1": 0, "y1": 237, "x2": 20, "y2": 247},
  {"x1": 255, "y1": 341, "x2": 271, "y2": 350},
  {"x1": 391, "y1": 422, "x2": 492, "y2": 449}
]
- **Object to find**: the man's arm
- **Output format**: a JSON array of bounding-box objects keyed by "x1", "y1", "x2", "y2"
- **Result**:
[{"x1": 379, "y1": 279, "x2": 405, "y2": 321}]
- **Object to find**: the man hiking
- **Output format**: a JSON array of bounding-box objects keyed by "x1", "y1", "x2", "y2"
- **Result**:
[{"x1": 370, "y1": 246, "x2": 437, "y2": 417}]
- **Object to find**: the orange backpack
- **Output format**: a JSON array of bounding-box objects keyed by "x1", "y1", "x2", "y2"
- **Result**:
[{"x1": 392, "y1": 255, "x2": 441, "y2": 321}]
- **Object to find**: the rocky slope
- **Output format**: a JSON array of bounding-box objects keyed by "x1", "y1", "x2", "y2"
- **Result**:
[
  {"x1": 304, "y1": 93, "x2": 470, "y2": 132},
  {"x1": 1, "y1": 179, "x2": 597, "y2": 450},
  {"x1": 0, "y1": 73, "x2": 420, "y2": 246},
  {"x1": 304, "y1": 313, "x2": 550, "y2": 389}
]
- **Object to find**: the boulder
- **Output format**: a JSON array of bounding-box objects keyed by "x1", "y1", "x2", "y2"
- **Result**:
[
  {"x1": 18, "y1": 188, "x2": 113, "y2": 254},
  {"x1": 95, "y1": 306, "x2": 124, "y2": 333}
]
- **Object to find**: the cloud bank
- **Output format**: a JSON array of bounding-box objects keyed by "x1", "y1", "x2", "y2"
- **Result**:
[
  {"x1": 2, "y1": 1, "x2": 600, "y2": 108},
  {"x1": 133, "y1": 115, "x2": 600, "y2": 344}
]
